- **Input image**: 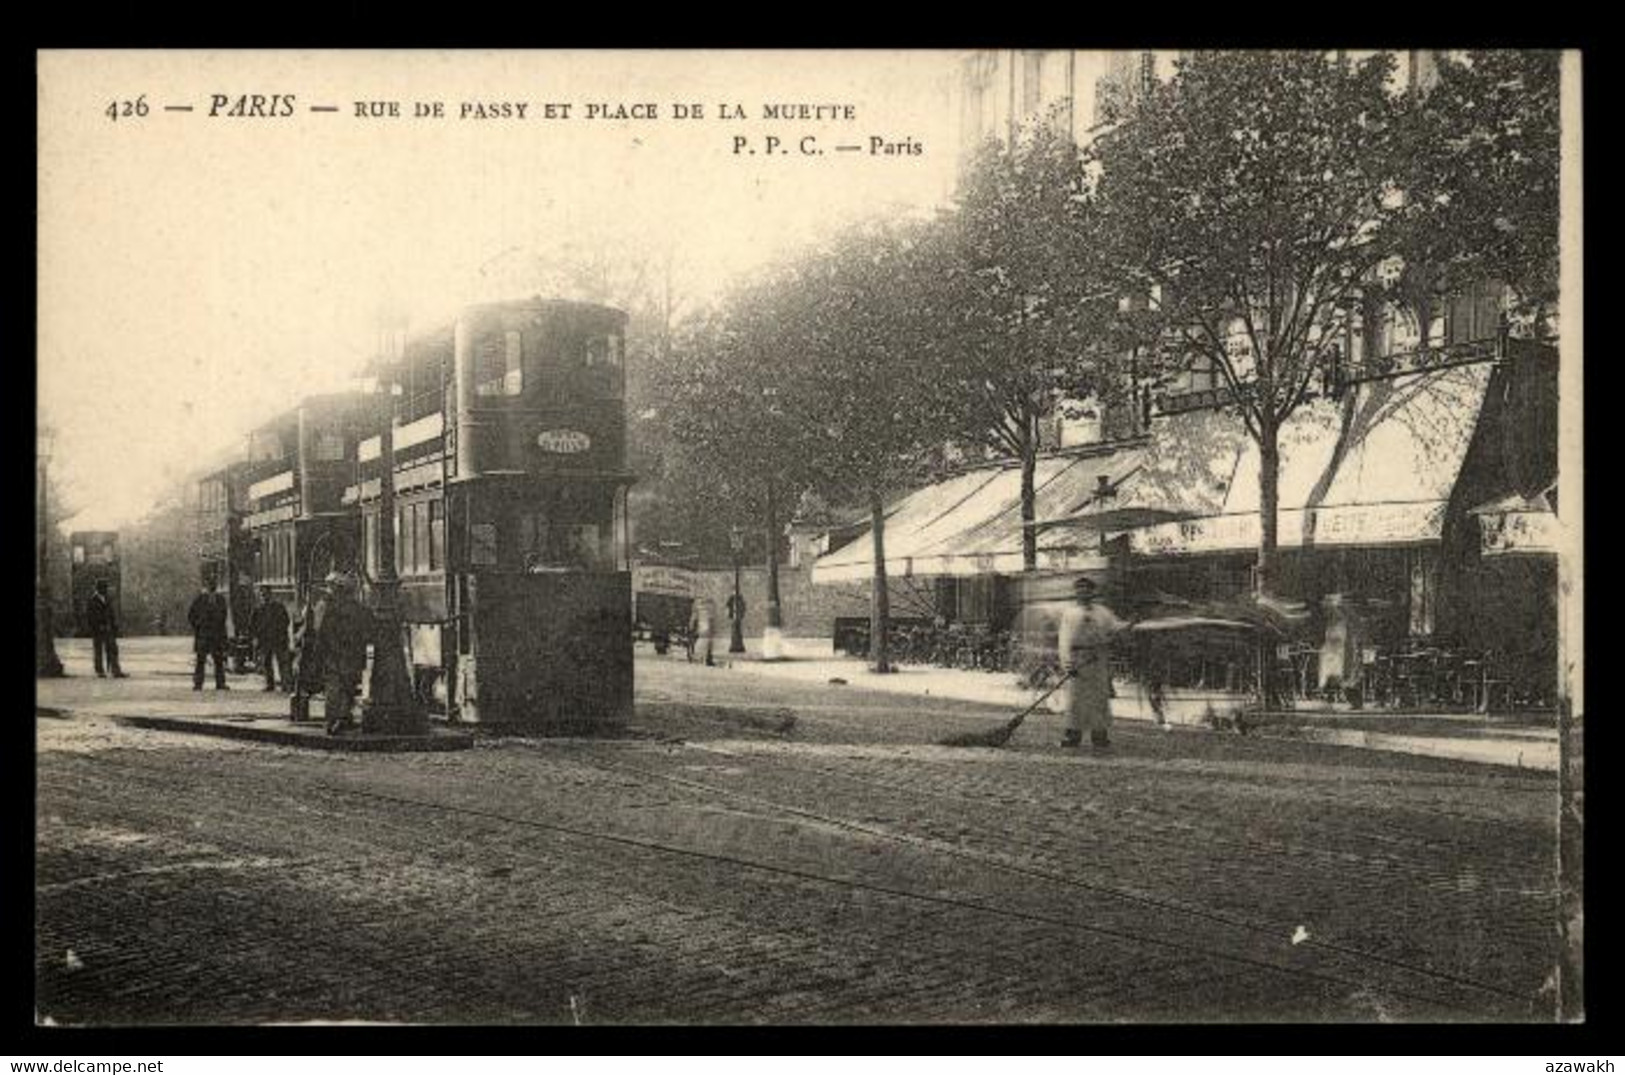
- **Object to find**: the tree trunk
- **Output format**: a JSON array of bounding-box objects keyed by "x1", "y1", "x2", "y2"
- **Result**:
[
  {"x1": 1256, "y1": 422, "x2": 1282, "y2": 711},
  {"x1": 1256, "y1": 424, "x2": 1280, "y2": 598},
  {"x1": 1020, "y1": 417, "x2": 1038, "y2": 572},
  {"x1": 868, "y1": 492, "x2": 891, "y2": 674},
  {"x1": 766, "y1": 486, "x2": 782, "y2": 628},
  {"x1": 764, "y1": 483, "x2": 783, "y2": 660}
]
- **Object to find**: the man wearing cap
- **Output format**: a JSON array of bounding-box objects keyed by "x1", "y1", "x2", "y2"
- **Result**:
[
  {"x1": 86, "y1": 579, "x2": 127, "y2": 679},
  {"x1": 315, "y1": 572, "x2": 372, "y2": 735},
  {"x1": 188, "y1": 576, "x2": 231, "y2": 691},
  {"x1": 1056, "y1": 576, "x2": 1127, "y2": 749},
  {"x1": 250, "y1": 585, "x2": 292, "y2": 693}
]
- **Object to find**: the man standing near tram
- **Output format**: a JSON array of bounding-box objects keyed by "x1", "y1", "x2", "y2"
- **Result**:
[
  {"x1": 86, "y1": 578, "x2": 127, "y2": 678},
  {"x1": 188, "y1": 574, "x2": 231, "y2": 691},
  {"x1": 251, "y1": 585, "x2": 292, "y2": 693},
  {"x1": 314, "y1": 572, "x2": 371, "y2": 735},
  {"x1": 1057, "y1": 576, "x2": 1128, "y2": 750}
]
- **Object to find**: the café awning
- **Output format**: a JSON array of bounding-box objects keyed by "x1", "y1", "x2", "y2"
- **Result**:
[
  {"x1": 810, "y1": 447, "x2": 1144, "y2": 583},
  {"x1": 1036, "y1": 406, "x2": 1248, "y2": 540},
  {"x1": 1125, "y1": 363, "x2": 1494, "y2": 556}
]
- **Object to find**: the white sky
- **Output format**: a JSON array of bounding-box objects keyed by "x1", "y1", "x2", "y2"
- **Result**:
[{"x1": 38, "y1": 49, "x2": 965, "y2": 529}]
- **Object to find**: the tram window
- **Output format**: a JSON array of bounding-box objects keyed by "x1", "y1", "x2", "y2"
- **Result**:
[
  {"x1": 73, "y1": 545, "x2": 86, "y2": 565},
  {"x1": 395, "y1": 506, "x2": 410, "y2": 576},
  {"x1": 587, "y1": 333, "x2": 625, "y2": 399},
  {"x1": 585, "y1": 334, "x2": 622, "y2": 367},
  {"x1": 363, "y1": 512, "x2": 378, "y2": 579},
  {"x1": 519, "y1": 511, "x2": 605, "y2": 571},
  {"x1": 568, "y1": 525, "x2": 603, "y2": 570},
  {"x1": 428, "y1": 501, "x2": 443, "y2": 571},
  {"x1": 413, "y1": 503, "x2": 432, "y2": 574},
  {"x1": 476, "y1": 331, "x2": 524, "y2": 396},
  {"x1": 314, "y1": 431, "x2": 345, "y2": 462},
  {"x1": 411, "y1": 505, "x2": 422, "y2": 575}
]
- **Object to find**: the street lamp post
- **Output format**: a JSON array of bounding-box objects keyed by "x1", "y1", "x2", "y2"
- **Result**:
[
  {"x1": 36, "y1": 430, "x2": 65, "y2": 678},
  {"x1": 361, "y1": 322, "x2": 428, "y2": 736},
  {"x1": 728, "y1": 525, "x2": 746, "y2": 654}
]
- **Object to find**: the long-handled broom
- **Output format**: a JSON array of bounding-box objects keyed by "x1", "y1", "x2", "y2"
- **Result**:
[{"x1": 938, "y1": 670, "x2": 1074, "y2": 748}]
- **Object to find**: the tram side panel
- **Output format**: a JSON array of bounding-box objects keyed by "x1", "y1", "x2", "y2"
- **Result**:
[{"x1": 457, "y1": 571, "x2": 633, "y2": 732}]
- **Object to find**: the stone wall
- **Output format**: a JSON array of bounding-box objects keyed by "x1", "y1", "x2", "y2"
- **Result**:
[{"x1": 681, "y1": 565, "x2": 938, "y2": 638}]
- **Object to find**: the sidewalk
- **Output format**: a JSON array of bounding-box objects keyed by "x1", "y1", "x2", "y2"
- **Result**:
[
  {"x1": 703, "y1": 636, "x2": 1560, "y2": 772},
  {"x1": 36, "y1": 638, "x2": 471, "y2": 753},
  {"x1": 41, "y1": 636, "x2": 1558, "y2": 771}
]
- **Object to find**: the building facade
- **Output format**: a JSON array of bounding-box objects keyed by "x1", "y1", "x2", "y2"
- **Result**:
[{"x1": 809, "y1": 50, "x2": 1562, "y2": 711}]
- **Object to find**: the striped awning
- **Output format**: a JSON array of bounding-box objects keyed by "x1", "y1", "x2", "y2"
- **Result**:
[
  {"x1": 1126, "y1": 363, "x2": 1493, "y2": 556},
  {"x1": 810, "y1": 448, "x2": 1141, "y2": 583}
]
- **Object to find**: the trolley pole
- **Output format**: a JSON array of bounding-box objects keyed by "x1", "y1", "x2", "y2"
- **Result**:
[
  {"x1": 36, "y1": 430, "x2": 65, "y2": 678},
  {"x1": 362, "y1": 323, "x2": 428, "y2": 736}
]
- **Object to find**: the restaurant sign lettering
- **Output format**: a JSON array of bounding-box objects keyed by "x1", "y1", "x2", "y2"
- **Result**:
[
  {"x1": 634, "y1": 564, "x2": 698, "y2": 597},
  {"x1": 1131, "y1": 503, "x2": 1446, "y2": 555}
]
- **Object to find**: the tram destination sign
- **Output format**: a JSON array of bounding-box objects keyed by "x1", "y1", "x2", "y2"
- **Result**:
[{"x1": 536, "y1": 429, "x2": 592, "y2": 454}]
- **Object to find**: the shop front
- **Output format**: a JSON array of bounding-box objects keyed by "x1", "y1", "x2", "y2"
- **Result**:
[
  {"x1": 1117, "y1": 351, "x2": 1559, "y2": 711},
  {"x1": 809, "y1": 444, "x2": 1145, "y2": 666}
]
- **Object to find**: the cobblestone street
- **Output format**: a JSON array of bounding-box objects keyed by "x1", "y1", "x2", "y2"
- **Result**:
[{"x1": 36, "y1": 640, "x2": 1561, "y2": 1025}]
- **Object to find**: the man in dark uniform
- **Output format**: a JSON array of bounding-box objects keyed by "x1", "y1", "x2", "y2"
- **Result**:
[
  {"x1": 86, "y1": 579, "x2": 127, "y2": 678},
  {"x1": 250, "y1": 585, "x2": 292, "y2": 693},
  {"x1": 316, "y1": 572, "x2": 371, "y2": 735},
  {"x1": 188, "y1": 577, "x2": 231, "y2": 691}
]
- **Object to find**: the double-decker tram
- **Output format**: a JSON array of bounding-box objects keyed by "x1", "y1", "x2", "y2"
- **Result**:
[
  {"x1": 243, "y1": 393, "x2": 373, "y2": 614},
  {"x1": 69, "y1": 530, "x2": 121, "y2": 637},
  {"x1": 351, "y1": 298, "x2": 635, "y2": 731},
  {"x1": 196, "y1": 461, "x2": 257, "y2": 664}
]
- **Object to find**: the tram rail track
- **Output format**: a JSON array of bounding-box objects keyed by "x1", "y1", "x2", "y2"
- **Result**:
[
  {"x1": 38, "y1": 740, "x2": 1549, "y2": 1020},
  {"x1": 563, "y1": 751, "x2": 1540, "y2": 1010}
]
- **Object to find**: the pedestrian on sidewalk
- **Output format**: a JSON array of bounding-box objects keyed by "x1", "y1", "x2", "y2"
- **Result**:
[
  {"x1": 688, "y1": 595, "x2": 716, "y2": 667},
  {"x1": 188, "y1": 576, "x2": 231, "y2": 691},
  {"x1": 289, "y1": 584, "x2": 326, "y2": 722},
  {"x1": 1057, "y1": 576, "x2": 1127, "y2": 749},
  {"x1": 251, "y1": 585, "x2": 292, "y2": 693},
  {"x1": 86, "y1": 579, "x2": 127, "y2": 678},
  {"x1": 315, "y1": 572, "x2": 370, "y2": 735}
]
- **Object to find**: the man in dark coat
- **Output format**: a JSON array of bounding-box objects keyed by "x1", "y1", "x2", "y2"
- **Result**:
[
  {"x1": 188, "y1": 578, "x2": 231, "y2": 691},
  {"x1": 86, "y1": 579, "x2": 127, "y2": 678},
  {"x1": 316, "y1": 572, "x2": 371, "y2": 735},
  {"x1": 251, "y1": 585, "x2": 292, "y2": 693}
]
